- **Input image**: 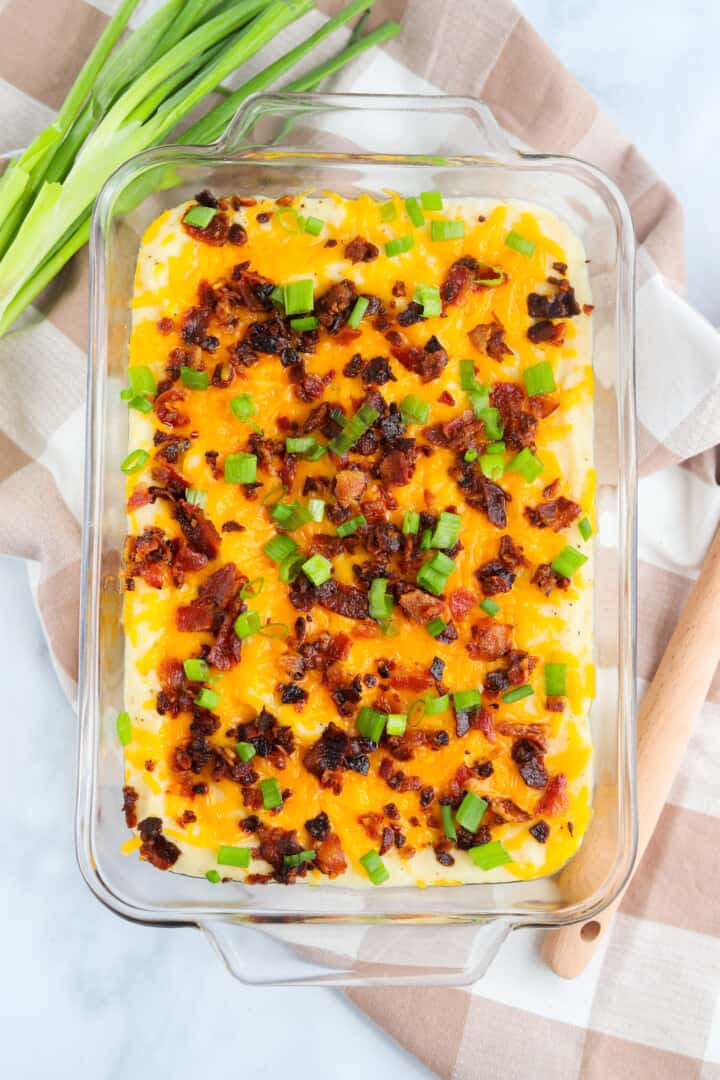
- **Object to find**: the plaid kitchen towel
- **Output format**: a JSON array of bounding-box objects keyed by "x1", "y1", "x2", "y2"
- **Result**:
[{"x1": 0, "y1": 1, "x2": 718, "y2": 1076}]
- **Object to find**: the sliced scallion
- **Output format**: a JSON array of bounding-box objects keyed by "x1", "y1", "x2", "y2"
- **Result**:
[
  {"x1": 456, "y1": 791, "x2": 488, "y2": 832},
  {"x1": 302, "y1": 554, "x2": 332, "y2": 586},
  {"x1": 505, "y1": 230, "x2": 536, "y2": 257},
  {"x1": 224, "y1": 452, "x2": 257, "y2": 484}
]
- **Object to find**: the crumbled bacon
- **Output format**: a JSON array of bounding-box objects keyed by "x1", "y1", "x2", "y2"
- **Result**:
[
  {"x1": 154, "y1": 388, "x2": 188, "y2": 428},
  {"x1": 229, "y1": 265, "x2": 275, "y2": 310},
  {"x1": 388, "y1": 666, "x2": 435, "y2": 692},
  {"x1": 511, "y1": 738, "x2": 548, "y2": 789},
  {"x1": 524, "y1": 497, "x2": 581, "y2": 532},
  {"x1": 137, "y1": 817, "x2": 181, "y2": 869},
  {"x1": 489, "y1": 798, "x2": 531, "y2": 822},
  {"x1": 361, "y1": 355, "x2": 396, "y2": 385},
  {"x1": 315, "y1": 279, "x2": 357, "y2": 333},
  {"x1": 453, "y1": 459, "x2": 510, "y2": 527},
  {"x1": 173, "y1": 498, "x2": 221, "y2": 560},
  {"x1": 529, "y1": 820, "x2": 550, "y2": 843},
  {"x1": 305, "y1": 811, "x2": 331, "y2": 841},
  {"x1": 176, "y1": 562, "x2": 243, "y2": 632},
  {"x1": 527, "y1": 320, "x2": 566, "y2": 346},
  {"x1": 527, "y1": 281, "x2": 580, "y2": 319},
  {"x1": 334, "y1": 468, "x2": 367, "y2": 506},
  {"x1": 448, "y1": 588, "x2": 475, "y2": 621},
  {"x1": 466, "y1": 618, "x2": 513, "y2": 660},
  {"x1": 495, "y1": 722, "x2": 548, "y2": 753},
  {"x1": 344, "y1": 236, "x2": 379, "y2": 263},
  {"x1": 391, "y1": 334, "x2": 448, "y2": 382},
  {"x1": 475, "y1": 535, "x2": 528, "y2": 596},
  {"x1": 399, "y1": 589, "x2": 447, "y2": 625},
  {"x1": 468, "y1": 315, "x2": 513, "y2": 361},
  {"x1": 182, "y1": 209, "x2": 230, "y2": 246},
  {"x1": 535, "y1": 774, "x2": 568, "y2": 816},
  {"x1": 315, "y1": 833, "x2": 347, "y2": 877},
  {"x1": 397, "y1": 301, "x2": 425, "y2": 326},
  {"x1": 490, "y1": 381, "x2": 537, "y2": 451},
  {"x1": 233, "y1": 707, "x2": 295, "y2": 764},
  {"x1": 440, "y1": 256, "x2": 479, "y2": 306},
  {"x1": 127, "y1": 486, "x2": 152, "y2": 510},
  {"x1": 122, "y1": 785, "x2": 139, "y2": 828},
  {"x1": 527, "y1": 393, "x2": 559, "y2": 419},
  {"x1": 378, "y1": 444, "x2": 417, "y2": 487},
  {"x1": 256, "y1": 825, "x2": 304, "y2": 883},
  {"x1": 423, "y1": 409, "x2": 486, "y2": 453},
  {"x1": 484, "y1": 651, "x2": 538, "y2": 699},
  {"x1": 531, "y1": 563, "x2": 570, "y2": 596},
  {"x1": 303, "y1": 722, "x2": 371, "y2": 787}
]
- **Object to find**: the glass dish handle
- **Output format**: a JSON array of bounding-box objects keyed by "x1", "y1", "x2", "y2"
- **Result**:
[
  {"x1": 216, "y1": 91, "x2": 520, "y2": 163},
  {"x1": 201, "y1": 916, "x2": 511, "y2": 987}
]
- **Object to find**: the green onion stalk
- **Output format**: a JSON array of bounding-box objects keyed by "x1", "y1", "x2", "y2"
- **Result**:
[{"x1": 0, "y1": 0, "x2": 401, "y2": 337}]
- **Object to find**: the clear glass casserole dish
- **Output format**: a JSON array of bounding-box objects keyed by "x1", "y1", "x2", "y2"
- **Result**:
[{"x1": 77, "y1": 92, "x2": 637, "y2": 986}]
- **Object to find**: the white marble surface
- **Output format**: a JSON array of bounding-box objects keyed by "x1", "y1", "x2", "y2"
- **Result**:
[{"x1": 2, "y1": 3, "x2": 719, "y2": 1078}]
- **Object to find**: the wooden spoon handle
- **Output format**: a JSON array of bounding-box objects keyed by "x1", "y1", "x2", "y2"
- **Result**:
[{"x1": 543, "y1": 528, "x2": 720, "y2": 979}]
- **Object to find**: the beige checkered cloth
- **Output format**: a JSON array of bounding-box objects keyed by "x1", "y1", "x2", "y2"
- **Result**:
[{"x1": 1, "y1": 1, "x2": 718, "y2": 1076}]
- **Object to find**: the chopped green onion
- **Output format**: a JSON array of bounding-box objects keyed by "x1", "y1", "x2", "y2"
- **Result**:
[
  {"x1": 260, "y1": 777, "x2": 282, "y2": 810},
  {"x1": 183, "y1": 658, "x2": 209, "y2": 682},
  {"x1": 116, "y1": 710, "x2": 132, "y2": 747},
  {"x1": 359, "y1": 849, "x2": 389, "y2": 885},
  {"x1": 431, "y1": 219, "x2": 465, "y2": 241},
  {"x1": 419, "y1": 528, "x2": 432, "y2": 551},
  {"x1": 420, "y1": 191, "x2": 443, "y2": 211},
  {"x1": 545, "y1": 663, "x2": 568, "y2": 697},
  {"x1": 480, "y1": 598, "x2": 500, "y2": 617},
  {"x1": 263, "y1": 534, "x2": 298, "y2": 564},
  {"x1": 258, "y1": 622, "x2": 289, "y2": 639},
  {"x1": 384, "y1": 234, "x2": 414, "y2": 257},
  {"x1": 386, "y1": 714, "x2": 407, "y2": 737},
  {"x1": 460, "y1": 358, "x2": 480, "y2": 390},
  {"x1": 236, "y1": 741, "x2": 256, "y2": 763},
  {"x1": 578, "y1": 516, "x2": 593, "y2": 541},
  {"x1": 402, "y1": 510, "x2": 420, "y2": 535},
  {"x1": 337, "y1": 514, "x2": 366, "y2": 537},
  {"x1": 505, "y1": 230, "x2": 535, "y2": 257},
  {"x1": 453, "y1": 689, "x2": 481, "y2": 712},
  {"x1": 506, "y1": 447, "x2": 544, "y2": 482},
  {"x1": 233, "y1": 610, "x2": 261, "y2": 639},
  {"x1": 467, "y1": 387, "x2": 490, "y2": 417},
  {"x1": 413, "y1": 283, "x2": 442, "y2": 318},
  {"x1": 523, "y1": 360, "x2": 556, "y2": 396},
  {"x1": 276, "y1": 206, "x2": 303, "y2": 233},
  {"x1": 185, "y1": 487, "x2": 207, "y2": 509},
  {"x1": 279, "y1": 552, "x2": 306, "y2": 583},
  {"x1": 240, "y1": 577, "x2": 264, "y2": 600},
  {"x1": 195, "y1": 687, "x2": 220, "y2": 710},
  {"x1": 285, "y1": 436, "x2": 318, "y2": 456},
  {"x1": 128, "y1": 395, "x2": 153, "y2": 413},
  {"x1": 290, "y1": 315, "x2": 319, "y2": 332},
  {"x1": 424, "y1": 693, "x2": 449, "y2": 716},
  {"x1": 441, "y1": 803, "x2": 457, "y2": 841},
  {"x1": 308, "y1": 498, "x2": 326, "y2": 523},
  {"x1": 456, "y1": 791, "x2": 488, "y2": 832},
  {"x1": 121, "y1": 449, "x2": 149, "y2": 475},
  {"x1": 469, "y1": 840, "x2": 512, "y2": 870},
  {"x1": 431, "y1": 511, "x2": 461, "y2": 550},
  {"x1": 427, "y1": 551, "x2": 456, "y2": 575},
  {"x1": 205, "y1": 869, "x2": 221, "y2": 884},
  {"x1": 230, "y1": 394, "x2": 256, "y2": 421},
  {"x1": 303, "y1": 215, "x2": 324, "y2": 236},
  {"x1": 502, "y1": 684, "x2": 533, "y2": 704},
  {"x1": 426, "y1": 618, "x2": 447, "y2": 638},
  {"x1": 347, "y1": 295, "x2": 369, "y2": 328},
  {"x1": 184, "y1": 205, "x2": 216, "y2": 228},
  {"x1": 357, "y1": 706, "x2": 386, "y2": 743},
  {"x1": 551, "y1": 545, "x2": 588, "y2": 579},
  {"x1": 269, "y1": 285, "x2": 284, "y2": 306},
  {"x1": 328, "y1": 403, "x2": 379, "y2": 455},
  {"x1": 464, "y1": 448, "x2": 478, "y2": 463},
  {"x1": 369, "y1": 577, "x2": 393, "y2": 621},
  {"x1": 304, "y1": 442, "x2": 327, "y2": 462},
  {"x1": 224, "y1": 452, "x2": 257, "y2": 484},
  {"x1": 218, "y1": 845, "x2": 251, "y2": 868},
  {"x1": 486, "y1": 441, "x2": 506, "y2": 455},
  {"x1": 127, "y1": 365, "x2": 156, "y2": 396},
  {"x1": 400, "y1": 394, "x2": 429, "y2": 426},
  {"x1": 283, "y1": 278, "x2": 314, "y2": 315},
  {"x1": 180, "y1": 366, "x2": 209, "y2": 390},
  {"x1": 416, "y1": 562, "x2": 449, "y2": 596},
  {"x1": 262, "y1": 483, "x2": 288, "y2": 507},
  {"x1": 480, "y1": 454, "x2": 504, "y2": 481},
  {"x1": 302, "y1": 554, "x2": 332, "y2": 586},
  {"x1": 379, "y1": 200, "x2": 397, "y2": 223},
  {"x1": 284, "y1": 849, "x2": 316, "y2": 867},
  {"x1": 405, "y1": 197, "x2": 425, "y2": 227},
  {"x1": 479, "y1": 407, "x2": 504, "y2": 441},
  {"x1": 271, "y1": 499, "x2": 312, "y2": 531}
]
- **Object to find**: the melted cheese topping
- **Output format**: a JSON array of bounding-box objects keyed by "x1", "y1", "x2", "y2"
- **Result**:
[{"x1": 123, "y1": 193, "x2": 594, "y2": 887}]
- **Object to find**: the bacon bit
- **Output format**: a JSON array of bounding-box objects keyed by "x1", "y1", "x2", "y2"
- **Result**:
[
  {"x1": 440, "y1": 256, "x2": 478, "y2": 306},
  {"x1": 137, "y1": 817, "x2": 181, "y2": 870},
  {"x1": 229, "y1": 265, "x2": 276, "y2": 311},
  {"x1": 552, "y1": 261, "x2": 567, "y2": 274},
  {"x1": 303, "y1": 722, "x2": 370, "y2": 786},
  {"x1": 466, "y1": 618, "x2": 513, "y2": 660},
  {"x1": 256, "y1": 211, "x2": 272, "y2": 223},
  {"x1": 361, "y1": 355, "x2": 396, "y2": 385},
  {"x1": 392, "y1": 334, "x2": 448, "y2": 382},
  {"x1": 535, "y1": 774, "x2": 568, "y2": 816},
  {"x1": 468, "y1": 315, "x2": 513, "y2": 361},
  {"x1": 388, "y1": 666, "x2": 435, "y2": 692},
  {"x1": 157, "y1": 317, "x2": 174, "y2": 334},
  {"x1": 546, "y1": 696, "x2": 566, "y2": 712},
  {"x1": 527, "y1": 319, "x2": 566, "y2": 346},
  {"x1": 423, "y1": 409, "x2": 486, "y2": 452},
  {"x1": 527, "y1": 393, "x2": 559, "y2": 419},
  {"x1": 511, "y1": 738, "x2": 548, "y2": 789},
  {"x1": 315, "y1": 833, "x2": 347, "y2": 877},
  {"x1": 315, "y1": 279, "x2": 357, "y2": 333},
  {"x1": 228, "y1": 222, "x2": 248, "y2": 246},
  {"x1": 490, "y1": 381, "x2": 537, "y2": 451},
  {"x1": 378, "y1": 444, "x2": 418, "y2": 487},
  {"x1": 453, "y1": 459, "x2": 510, "y2": 527},
  {"x1": 543, "y1": 479, "x2": 560, "y2": 499},
  {"x1": 122, "y1": 785, "x2": 139, "y2": 828},
  {"x1": 531, "y1": 563, "x2": 570, "y2": 596},
  {"x1": 495, "y1": 722, "x2": 548, "y2": 752},
  {"x1": 392, "y1": 281, "x2": 406, "y2": 297},
  {"x1": 221, "y1": 520, "x2": 244, "y2": 533},
  {"x1": 358, "y1": 812, "x2": 383, "y2": 839},
  {"x1": 448, "y1": 588, "x2": 475, "y2": 621},
  {"x1": 334, "y1": 468, "x2": 367, "y2": 507},
  {"x1": 379, "y1": 826, "x2": 395, "y2": 855},
  {"x1": 583, "y1": 304, "x2": 594, "y2": 315},
  {"x1": 399, "y1": 589, "x2": 447, "y2": 626},
  {"x1": 173, "y1": 498, "x2": 221, "y2": 560},
  {"x1": 344, "y1": 236, "x2": 380, "y2": 263},
  {"x1": 524, "y1": 496, "x2": 581, "y2": 532},
  {"x1": 127, "y1": 486, "x2": 152, "y2": 510},
  {"x1": 489, "y1": 798, "x2": 531, "y2": 822},
  {"x1": 154, "y1": 388, "x2": 188, "y2": 428},
  {"x1": 275, "y1": 194, "x2": 294, "y2": 206},
  {"x1": 305, "y1": 811, "x2": 331, "y2": 841},
  {"x1": 183, "y1": 210, "x2": 230, "y2": 246},
  {"x1": 527, "y1": 280, "x2": 580, "y2": 319},
  {"x1": 256, "y1": 825, "x2": 305, "y2": 882},
  {"x1": 529, "y1": 820, "x2": 550, "y2": 843}
]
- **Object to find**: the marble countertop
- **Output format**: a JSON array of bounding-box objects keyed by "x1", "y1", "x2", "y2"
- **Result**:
[{"x1": 2, "y1": 3, "x2": 718, "y2": 1078}]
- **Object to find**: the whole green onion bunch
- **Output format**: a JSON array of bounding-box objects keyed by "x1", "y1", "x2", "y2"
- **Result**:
[{"x1": 0, "y1": 0, "x2": 400, "y2": 337}]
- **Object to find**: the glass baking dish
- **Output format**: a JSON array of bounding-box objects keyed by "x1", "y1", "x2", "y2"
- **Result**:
[{"x1": 77, "y1": 92, "x2": 637, "y2": 986}]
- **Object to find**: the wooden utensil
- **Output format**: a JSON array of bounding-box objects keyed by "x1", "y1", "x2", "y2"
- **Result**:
[{"x1": 542, "y1": 528, "x2": 720, "y2": 979}]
